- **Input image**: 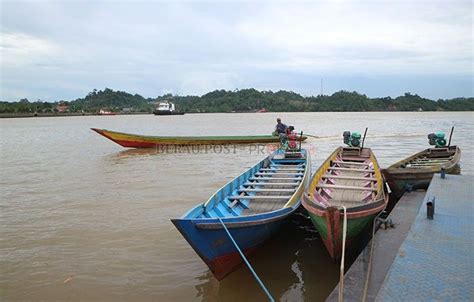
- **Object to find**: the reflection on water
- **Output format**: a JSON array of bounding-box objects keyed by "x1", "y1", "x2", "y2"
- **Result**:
[
  {"x1": 1, "y1": 112, "x2": 473, "y2": 301},
  {"x1": 194, "y1": 272, "x2": 220, "y2": 302},
  {"x1": 191, "y1": 212, "x2": 339, "y2": 302}
]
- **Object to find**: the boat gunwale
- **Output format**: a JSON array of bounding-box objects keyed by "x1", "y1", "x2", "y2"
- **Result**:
[
  {"x1": 302, "y1": 193, "x2": 387, "y2": 218},
  {"x1": 192, "y1": 207, "x2": 295, "y2": 229}
]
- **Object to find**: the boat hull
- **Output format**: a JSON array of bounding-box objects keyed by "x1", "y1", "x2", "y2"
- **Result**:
[
  {"x1": 153, "y1": 111, "x2": 185, "y2": 115},
  {"x1": 303, "y1": 196, "x2": 386, "y2": 259},
  {"x1": 91, "y1": 128, "x2": 307, "y2": 148},
  {"x1": 172, "y1": 149, "x2": 310, "y2": 280},
  {"x1": 171, "y1": 209, "x2": 293, "y2": 280}
]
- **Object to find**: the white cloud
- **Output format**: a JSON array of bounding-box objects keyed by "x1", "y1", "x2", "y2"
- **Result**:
[
  {"x1": 0, "y1": 32, "x2": 60, "y2": 67},
  {"x1": 0, "y1": 0, "x2": 472, "y2": 100},
  {"x1": 235, "y1": 2, "x2": 472, "y2": 74},
  {"x1": 178, "y1": 70, "x2": 242, "y2": 95}
]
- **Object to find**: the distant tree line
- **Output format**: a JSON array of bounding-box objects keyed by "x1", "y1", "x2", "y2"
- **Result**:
[{"x1": 1, "y1": 88, "x2": 473, "y2": 113}]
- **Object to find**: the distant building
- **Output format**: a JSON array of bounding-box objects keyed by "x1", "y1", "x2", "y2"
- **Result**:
[
  {"x1": 56, "y1": 103, "x2": 69, "y2": 113},
  {"x1": 99, "y1": 108, "x2": 117, "y2": 115}
]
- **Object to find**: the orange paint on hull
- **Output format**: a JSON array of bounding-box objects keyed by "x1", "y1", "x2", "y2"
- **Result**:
[{"x1": 91, "y1": 128, "x2": 157, "y2": 148}]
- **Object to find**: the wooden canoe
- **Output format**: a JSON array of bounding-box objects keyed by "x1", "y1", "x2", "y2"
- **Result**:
[
  {"x1": 171, "y1": 149, "x2": 310, "y2": 280},
  {"x1": 302, "y1": 147, "x2": 388, "y2": 260},
  {"x1": 382, "y1": 145, "x2": 461, "y2": 199},
  {"x1": 91, "y1": 128, "x2": 307, "y2": 148}
]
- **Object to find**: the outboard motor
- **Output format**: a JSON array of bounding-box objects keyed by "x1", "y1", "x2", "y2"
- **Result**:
[
  {"x1": 343, "y1": 131, "x2": 351, "y2": 145},
  {"x1": 287, "y1": 126, "x2": 298, "y2": 150},
  {"x1": 343, "y1": 131, "x2": 361, "y2": 147},
  {"x1": 428, "y1": 132, "x2": 446, "y2": 148}
]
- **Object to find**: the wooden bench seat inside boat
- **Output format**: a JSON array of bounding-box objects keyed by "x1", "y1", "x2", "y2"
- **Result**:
[
  {"x1": 254, "y1": 172, "x2": 303, "y2": 176},
  {"x1": 325, "y1": 190, "x2": 374, "y2": 203},
  {"x1": 260, "y1": 168, "x2": 305, "y2": 171},
  {"x1": 319, "y1": 165, "x2": 378, "y2": 203},
  {"x1": 238, "y1": 188, "x2": 296, "y2": 193},
  {"x1": 329, "y1": 167, "x2": 375, "y2": 172},
  {"x1": 427, "y1": 148, "x2": 456, "y2": 158},
  {"x1": 341, "y1": 147, "x2": 371, "y2": 159},
  {"x1": 242, "y1": 200, "x2": 290, "y2": 215},
  {"x1": 332, "y1": 160, "x2": 370, "y2": 166},
  {"x1": 249, "y1": 177, "x2": 302, "y2": 181},
  {"x1": 322, "y1": 174, "x2": 377, "y2": 181},
  {"x1": 231, "y1": 156, "x2": 307, "y2": 216},
  {"x1": 317, "y1": 184, "x2": 377, "y2": 191},
  {"x1": 229, "y1": 195, "x2": 292, "y2": 200},
  {"x1": 243, "y1": 182, "x2": 300, "y2": 186},
  {"x1": 322, "y1": 199, "x2": 372, "y2": 208}
]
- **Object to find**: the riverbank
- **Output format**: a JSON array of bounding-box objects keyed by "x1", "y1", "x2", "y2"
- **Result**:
[{"x1": 0, "y1": 112, "x2": 151, "y2": 118}]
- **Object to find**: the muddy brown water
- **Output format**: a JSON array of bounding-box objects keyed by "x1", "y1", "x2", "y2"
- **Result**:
[{"x1": 1, "y1": 112, "x2": 472, "y2": 301}]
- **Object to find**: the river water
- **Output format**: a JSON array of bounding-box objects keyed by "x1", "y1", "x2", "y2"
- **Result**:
[{"x1": 1, "y1": 112, "x2": 472, "y2": 301}]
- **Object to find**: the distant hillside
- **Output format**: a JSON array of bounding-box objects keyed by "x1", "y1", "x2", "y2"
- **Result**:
[
  {"x1": 1, "y1": 88, "x2": 473, "y2": 113},
  {"x1": 69, "y1": 88, "x2": 153, "y2": 112},
  {"x1": 170, "y1": 89, "x2": 474, "y2": 112}
]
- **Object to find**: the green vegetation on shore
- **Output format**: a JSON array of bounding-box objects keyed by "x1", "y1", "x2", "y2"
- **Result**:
[{"x1": 1, "y1": 88, "x2": 473, "y2": 114}]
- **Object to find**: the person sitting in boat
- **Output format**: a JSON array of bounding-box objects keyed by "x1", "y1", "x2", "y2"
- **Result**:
[{"x1": 273, "y1": 118, "x2": 288, "y2": 137}]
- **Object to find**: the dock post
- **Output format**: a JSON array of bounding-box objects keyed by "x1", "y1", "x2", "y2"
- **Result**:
[
  {"x1": 441, "y1": 168, "x2": 446, "y2": 179},
  {"x1": 427, "y1": 197, "x2": 435, "y2": 219}
]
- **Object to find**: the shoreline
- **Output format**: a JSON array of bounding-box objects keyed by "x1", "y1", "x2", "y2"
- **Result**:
[
  {"x1": 0, "y1": 112, "x2": 152, "y2": 118},
  {"x1": 0, "y1": 110, "x2": 472, "y2": 119}
]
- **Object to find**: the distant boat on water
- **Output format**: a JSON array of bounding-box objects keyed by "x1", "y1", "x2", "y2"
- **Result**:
[{"x1": 153, "y1": 101, "x2": 185, "y2": 115}]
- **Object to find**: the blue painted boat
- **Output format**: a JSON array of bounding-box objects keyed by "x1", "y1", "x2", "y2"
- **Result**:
[{"x1": 171, "y1": 149, "x2": 311, "y2": 280}]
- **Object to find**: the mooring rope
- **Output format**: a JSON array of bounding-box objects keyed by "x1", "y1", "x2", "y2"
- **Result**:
[
  {"x1": 362, "y1": 183, "x2": 391, "y2": 302},
  {"x1": 338, "y1": 206, "x2": 348, "y2": 302},
  {"x1": 361, "y1": 212, "x2": 379, "y2": 302},
  {"x1": 361, "y1": 205, "x2": 389, "y2": 302},
  {"x1": 218, "y1": 217, "x2": 274, "y2": 302}
]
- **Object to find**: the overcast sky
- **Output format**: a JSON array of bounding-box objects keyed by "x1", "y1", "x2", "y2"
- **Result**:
[{"x1": 1, "y1": 0, "x2": 472, "y2": 101}]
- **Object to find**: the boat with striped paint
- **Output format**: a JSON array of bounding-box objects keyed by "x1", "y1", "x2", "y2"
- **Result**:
[
  {"x1": 302, "y1": 147, "x2": 388, "y2": 260},
  {"x1": 171, "y1": 149, "x2": 310, "y2": 280},
  {"x1": 91, "y1": 128, "x2": 307, "y2": 148}
]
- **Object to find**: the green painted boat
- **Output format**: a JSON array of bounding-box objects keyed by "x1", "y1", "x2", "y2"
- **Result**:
[{"x1": 302, "y1": 147, "x2": 388, "y2": 260}]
